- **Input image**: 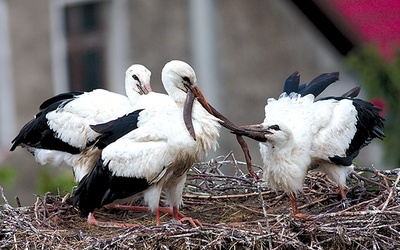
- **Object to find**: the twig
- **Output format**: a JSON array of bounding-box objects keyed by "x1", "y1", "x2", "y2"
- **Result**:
[
  {"x1": 312, "y1": 210, "x2": 400, "y2": 219},
  {"x1": 350, "y1": 171, "x2": 389, "y2": 190},
  {"x1": 380, "y1": 171, "x2": 400, "y2": 211},
  {"x1": 182, "y1": 191, "x2": 273, "y2": 199},
  {"x1": 341, "y1": 197, "x2": 380, "y2": 213},
  {"x1": 15, "y1": 196, "x2": 22, "y2": 207},
  {"x1": 236, "y1": 135, "x2": 260, "y2": 180},
  {"x1": 1, "y1": 186, "x2": 23, "y2": 228},
  {"x1": 297, "y1": 196, "x2": 330, "y2": 210},
  {"x1": 257, "y1": 182, "x2": 272, "y2": 249}
]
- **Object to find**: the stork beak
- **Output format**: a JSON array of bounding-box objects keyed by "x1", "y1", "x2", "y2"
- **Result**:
[
  {"x1": 240, "y1": 124, "x2": 272, "y2": 138},
  {"x1": 183, "y1": 89, "x2": 197, "y2": 140},
  {"x1": 183, "y1": 85, "x2": 213, "y2": 141},
  {"x1": 144, "y1": 83, "x2": 152, "y2": 93},
  {"x1": 240, "y1": 124, "x2": 267, "y2": 131},
  {"x1": 190, "y1": 86, "x2": 213, "y2": 114},
  {"x1": 137, "y1": 84, "x2": 149, "y2": 95}
]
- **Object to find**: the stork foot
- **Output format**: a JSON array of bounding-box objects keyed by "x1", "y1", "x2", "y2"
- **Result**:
[
  {"x1": 170, "y1": 205, "x2": 202, "y2": 228},
  {"x1": 87, "y1": 213, "x2": 140, "y2": 228},
  {"x1": 338, "y1": 185, "x2": 350, "y2": 208},
  {"x1": 341, "y1": 198, "x2": 351, "y2": 209},
  {"x1": 292, "y1": 212, "x2": 310, "y2": 219},
  {"x1": 177, "y1": 217, "x2": 203, "y2": 228}
]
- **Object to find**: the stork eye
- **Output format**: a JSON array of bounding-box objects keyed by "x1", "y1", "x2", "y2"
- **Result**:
[
  {"x1": 132, "y1": 75, "x2": 140, "y2": 81},
  {"x1": 182, "y1": 76, "x2": 191, "y2": 83},
  {"x1": 268, "y1": 125, "x2": 280, "y2": 130}
]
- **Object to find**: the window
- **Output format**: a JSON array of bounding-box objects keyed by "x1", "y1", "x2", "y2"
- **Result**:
[{"x1": 64, "y1": 2, "x2": 106, "y2": 91}]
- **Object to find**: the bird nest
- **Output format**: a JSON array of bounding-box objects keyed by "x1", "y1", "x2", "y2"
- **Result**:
[{"x1": 1, "y1": 153, "x2": 400, "y2": 249}]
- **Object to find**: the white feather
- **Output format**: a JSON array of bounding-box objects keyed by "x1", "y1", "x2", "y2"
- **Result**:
[
  {"x1": 29, "y1": 65, "x2": 151, "y2": 182},
  {"x1": 94, "y1": 60, "x2": 220, "y2": 213},
  {"x1": 259, "y1": 93, "x2": 359, "y2": 194},
  {"x1": 46, "y1": 89, "x2": 134, "y2": 148}
]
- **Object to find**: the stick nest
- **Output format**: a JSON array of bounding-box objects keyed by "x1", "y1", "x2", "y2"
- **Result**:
[{"x1": 1, "y1": 153, "x2": 400, "y2": 249}]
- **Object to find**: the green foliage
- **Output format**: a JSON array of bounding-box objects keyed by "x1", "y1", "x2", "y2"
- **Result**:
[
  {"x1": 0, "y1": 166, "x2": 19, "y2": 190},
  {"x1": 346, "y1": 46, "x2": 400, "y2": 166},
  {"x1": 36, "y1": 168, "x2": 75, "y2": 195}
]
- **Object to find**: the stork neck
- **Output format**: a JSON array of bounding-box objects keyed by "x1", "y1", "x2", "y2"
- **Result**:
[{"x1": 125, "y1": 82, "x2": 141, "y2": 105}]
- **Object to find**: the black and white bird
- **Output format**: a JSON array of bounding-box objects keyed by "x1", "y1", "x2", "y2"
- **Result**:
[
  {"x1": 242, "y1": 72, "x2": 384, "y2": 217},
  {"x1": 10, "y1": 64, "x2": 152, "y2": 182},
  {"x1": 72, "y1": 60, "x2": 221, "y2": 227}
]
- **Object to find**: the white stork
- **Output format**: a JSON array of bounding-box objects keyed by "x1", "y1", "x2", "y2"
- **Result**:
[
  {"x1": 10, "y1": 64, "x2": 152, "y2": 182},
  {"x1": 72, "y1": 60, "x2": 221, "y2": 227},
  {"x1": 242, "y1": 72, "x2": 384, "y2": 217}
]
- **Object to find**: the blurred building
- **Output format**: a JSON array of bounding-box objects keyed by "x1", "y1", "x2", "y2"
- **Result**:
[{"x1": 1, "y1": 0, "x2": 394, "y2": 204}]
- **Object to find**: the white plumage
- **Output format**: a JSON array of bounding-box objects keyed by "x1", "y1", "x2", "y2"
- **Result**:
[
  {"x1": 243, "y1": 72, "x2": 384, "y2": 216},
  {"x1": 11, "y1": 64, "x2": 152, "y2": 182},
  {"x1": 260, "y1": 93, "x2": 356, "y2": 191},
  {"x1": 73, "y1": 60, "x2": 220, "y2": 227}
]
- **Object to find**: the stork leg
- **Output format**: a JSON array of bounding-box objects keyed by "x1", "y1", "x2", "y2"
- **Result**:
[
  {"x1": 338, "y1": 185, "x2": 346, "y2": 200},
  {"x1": 289, "y1": 192, "x2": 308, "y2": 219},
  {"x1": 172, "y1": 205, "x2": 203, "y2": 228},
  {"x1": 87, "y1": 212, "x2": 140, "y2": 228},
  {"x1": 105, "y1": 204, "x2": 201, "y2": 227},
  {"x1": 338, "y1": 185, "x2": 350, "y2": 208},
  {"x1": 107, "y1": 204, "x2": 170, "y2": 226},
  {"x1": 155, "y1": 207, "x2": 161, "y2": 226},
  {"x1": 289, "y1": 192, "x2": 298, "y2": 215}
]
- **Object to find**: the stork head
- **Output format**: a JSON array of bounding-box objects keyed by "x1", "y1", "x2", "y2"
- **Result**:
[
  {"x1": 161, "y1": 60, "x2": 213, "y2": 140},
  {"x1": 125, "y1": 64, "x2": 152, "y2": 97},
  {"x1": 162, "y1": 61, "x2": 196, "y2": 98},
  {"x1": 261, "y1": 123, "x2": 293, "y2": 149}
]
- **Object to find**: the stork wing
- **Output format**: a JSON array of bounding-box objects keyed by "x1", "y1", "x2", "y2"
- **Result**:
[
  {"x1": 90, "y1": 109, "x2": 144, "y2": 149},
  {"x1": 311, "y1": 99, "x2": 358, "y2": 163},
  {"x1": 46, "y1": 89, "x2": 134, "y2": 149}
]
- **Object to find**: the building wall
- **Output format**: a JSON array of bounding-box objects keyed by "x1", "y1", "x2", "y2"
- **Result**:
[
  {"x1": 8, "y1": 0, "x2": 53, "y2": 124},
  {"x1": 3, "y1": 0, "x2": 53, "y2": 203}
]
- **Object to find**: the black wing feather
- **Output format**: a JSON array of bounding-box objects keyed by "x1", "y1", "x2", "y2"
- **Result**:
[
  {"x1": 326, "y1": 97, "x2": 385, "y2": 165},
  {"x1": 90, "y1": 109, "x2": 143, "y2": 149},
  {"x1": 282, "y1": 71, "x2": 300, "y2": 95},
  {"x1": 299, "y1": 72, "x2": 339, "y2": 97},
  {"x1": 73, "y1": 157, "x2": 149, "y2": 216},
  {"x1": 341, "y1": 86, "x2": 361, "y2": 98},
  {"x1": 10, "y1": 94, "x2": 81, "y2": 153},
  {"x1": 39, "y1": 91, "x2": 84, "y2": 110}
]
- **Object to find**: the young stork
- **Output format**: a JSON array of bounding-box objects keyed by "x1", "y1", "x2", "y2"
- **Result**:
[
  {"x1": 73, "y1": 60, "x2": 221, "y2": 227},
  {"x1": 10, "y1": 64, "x2": 152, "y2": 182},
  {"x1": 242, "y1": 72, "x2": 384, "y2": 217}
]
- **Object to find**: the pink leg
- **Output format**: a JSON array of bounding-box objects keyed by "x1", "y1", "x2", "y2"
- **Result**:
[
  {"x1": 108, "y1": 204, "x2": 169, "y2": 226},
  {"x1": 155, "y1": 207, "x2": 161, "y2": 226},
  {"x1": 338, "y1": 185, "x2": 347, "y2": 200},
  {"x1": 104, "y1": 204, "x2": 202, "y2": 227},
  {"x1": 289, "y1": 192, "x2": 308, "y2": 219},
  {"x1": 87, "y1": 213, "x2": 140, "y2": 228},
  {"x1": 173, "y1": 205, "x2": 203, "y2": 228},
  {"x1": 289, "y1": 192, "x2": 298, "y2": 216},
  {"x1": 338, "y1": 185, "x2": 350, "y2": 208}
]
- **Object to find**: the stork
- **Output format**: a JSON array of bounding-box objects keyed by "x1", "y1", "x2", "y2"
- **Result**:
[
  {"x1": 10, "y1": 64, "x2": 152, "y2": 182},
  {"x1": 242, "y1": 72, "x2": 384, "y2": 217},
  {"x1": 73, "y1": 60, "x2": 221, "y2": 227}
]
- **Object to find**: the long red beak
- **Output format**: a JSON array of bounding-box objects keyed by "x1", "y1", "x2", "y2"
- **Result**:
[
  {"x1": 190, "y1": 86, "x2": 213, "y2": 114},
  {"x1": 183, "y1": 89, "x2": 196, "y2": 140},
  {"x1": 183, "y1": 86, "x2": 213, "y2": 140}
]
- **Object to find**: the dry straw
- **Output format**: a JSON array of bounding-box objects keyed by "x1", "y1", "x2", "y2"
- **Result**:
[{"x1": 1, "y1": 152, "x2": 399, "y2": 249}]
